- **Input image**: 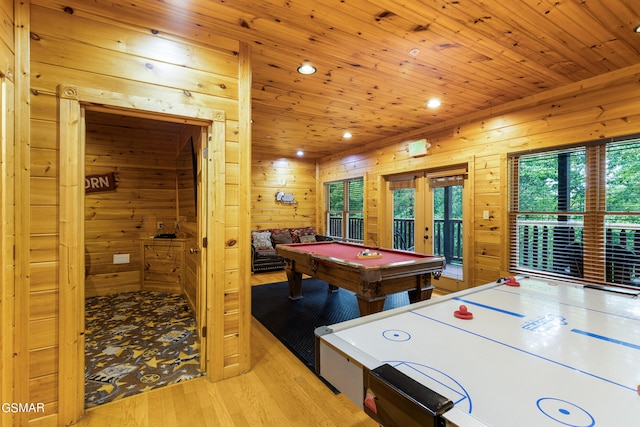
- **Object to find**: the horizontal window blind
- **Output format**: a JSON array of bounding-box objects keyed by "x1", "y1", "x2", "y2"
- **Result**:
[
  {"x1": 427, "y1": 167, "x2": 467, "y2": 188},
  {"x1": 388, "y1": 175, "x2": 416, "y2": 190},
  {"x1": 509, "y1": 139, "x2": 640, "y2": 288}
]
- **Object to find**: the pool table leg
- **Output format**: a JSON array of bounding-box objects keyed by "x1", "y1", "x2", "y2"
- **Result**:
[
  {"x1": 355, "y1": 295, "x2": 387, "y2": 316},
  {"x1": 407, "y1": 274, "x2": 435, "y2": 303},
  {"x1": 407, "y1": 285, "x2": 435, "y2": 303},
  {"x1": 285, "y1": 263, "x2": 304, "y2": 300}
]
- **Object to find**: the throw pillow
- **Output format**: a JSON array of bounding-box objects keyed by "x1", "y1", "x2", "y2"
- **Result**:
[
  {"x1": 272, "y1": 232, "x2": 293, "y2": 245},
  {"x1": 299, "y1": 234, "x2": 316, "y2": 243},
  {"x1": 291, "y1": 226, "x2": 317, "y2": 243},
  {"x1": 252, "y1": 231, "x2": 273, "y2": 250}
]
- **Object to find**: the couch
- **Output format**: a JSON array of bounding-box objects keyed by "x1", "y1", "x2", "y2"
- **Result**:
[{"x1": 251, "y1": 226, "x2": 332, "y2": 273}]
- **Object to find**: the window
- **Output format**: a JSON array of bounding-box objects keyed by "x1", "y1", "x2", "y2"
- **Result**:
[
  {"x1": 325, "y1": 178, "x2": 364, "y2": 242},
  {"x1": 509, "y1": 137, "x2": 640, "y2": 287}
]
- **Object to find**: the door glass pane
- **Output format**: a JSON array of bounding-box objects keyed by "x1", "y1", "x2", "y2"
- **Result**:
[
  {"x1": 433, "y1": 185, "x2": 463, "y2": 278},
  {"x1": 392, "y1": 189, "x2": 414, "y2": 250}
]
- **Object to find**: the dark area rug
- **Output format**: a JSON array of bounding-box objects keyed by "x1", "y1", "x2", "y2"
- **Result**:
[{"x1": 251, "y1": 278, "x2": 409, "y2": 373}]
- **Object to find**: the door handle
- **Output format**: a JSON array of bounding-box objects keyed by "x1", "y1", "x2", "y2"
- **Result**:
[{"x1": 189, "y1": 247, "x2": 200, "y2": 254}]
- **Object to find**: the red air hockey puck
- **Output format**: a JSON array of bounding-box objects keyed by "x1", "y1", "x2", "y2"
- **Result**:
[{"x1": 454, "y1": 304, "x2": 473, "y2": 320}]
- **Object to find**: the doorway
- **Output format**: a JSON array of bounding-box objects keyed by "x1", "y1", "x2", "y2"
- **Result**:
[
  {"x1": 387, "y1": 167, "x2": 470, "y2": 292},
  {"x1": 82, "y1": 110, "x2": 207, "y2": 406},
  {"x1": 57, "y1": 86, "x2": 223, "y2": 422}
]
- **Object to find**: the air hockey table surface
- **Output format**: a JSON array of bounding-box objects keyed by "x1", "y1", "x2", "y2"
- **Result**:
[{"x1": 315, "y1": 277, "x2": 640, "y2": 427}]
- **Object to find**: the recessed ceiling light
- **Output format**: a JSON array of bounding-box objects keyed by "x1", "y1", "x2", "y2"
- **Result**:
[
  {"x1": 426, "y1": 98, "x2": 442, "y2": 109},
  {"x1": 635, "y1": 23, "x2": 640, "y2": 33},
  {"x1": 409, "y1": 48, "x2": 420, "y2": 57},
  {"x1": 343, "y1": 131, "x2": 353, "y2": 139},
  {"x1": 297, "y1": 64, "x2": 317, "y2": 75},
  {"x1": 296, "y1": 150, "x2": 304, "y2": 157}
]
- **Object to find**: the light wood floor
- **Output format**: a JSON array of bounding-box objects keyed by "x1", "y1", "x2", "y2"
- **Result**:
[{"x1": 75, "y1": 271, "x2": 378, "y2": 427}]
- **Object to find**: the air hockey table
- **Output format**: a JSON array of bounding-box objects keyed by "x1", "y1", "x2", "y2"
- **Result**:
[{"x1": 315, "y1": 277, "x2": 640, "y2": 427}]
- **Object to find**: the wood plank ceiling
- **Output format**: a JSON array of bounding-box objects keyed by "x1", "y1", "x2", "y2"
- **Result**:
[{"x1": 54, "y1": 0, "x2": 640, "y2": 159}]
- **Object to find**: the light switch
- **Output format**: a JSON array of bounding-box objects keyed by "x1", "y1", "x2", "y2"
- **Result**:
[{"x1": 483, "y1": 210, "x2": 490, "y2": 220}]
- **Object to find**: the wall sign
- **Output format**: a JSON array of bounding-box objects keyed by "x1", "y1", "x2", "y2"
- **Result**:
[
  {"x1": 406, "y1": 138, "x2": 430, "y2": 157},
  {"x1": 85, "y1": 172, "x2": 117, "y2": 193},
  {"x1": 275, "y1": 190, "x2": 297, "y2": 205}
]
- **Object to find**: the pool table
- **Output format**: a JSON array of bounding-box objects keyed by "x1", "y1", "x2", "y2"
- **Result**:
[{"x1": 275, "y1": 241, "x2": 446, "y2": 316}]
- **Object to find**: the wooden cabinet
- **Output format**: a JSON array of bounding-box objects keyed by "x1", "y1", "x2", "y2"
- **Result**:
[{"x1": 140, "y1": 238, "x2": 186, "y2": 293}]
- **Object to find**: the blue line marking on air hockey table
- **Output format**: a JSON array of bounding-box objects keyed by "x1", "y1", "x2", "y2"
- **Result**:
[
  {"x1": 571, "y1": 329, "x2": 640, "y2": 351},
  {"x1": 495, "y1": 286, "x2": 640, "y2": 323},
  {"x1": 453, "y1": 297, "x2": 526, "y2": 318},
  {"x1": 409, "y1": 311, "x2": 638, "y2": 394}
]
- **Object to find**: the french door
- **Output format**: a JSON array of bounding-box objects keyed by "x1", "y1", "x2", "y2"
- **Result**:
[
  {"x1": 389, "y1": 168, "x2": 469, "y2": 292},
  {"x1": 424, "y1": 178, "x2": 465, "y2": 292}
]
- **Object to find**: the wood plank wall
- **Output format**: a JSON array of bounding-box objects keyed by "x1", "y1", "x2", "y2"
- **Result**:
[
  {"x1": 5, "y1": 0, "x2": 636, "y2": 424},
  {"x1": 251, "y1": 155, "x2": 318, "y2": 231},
  {"x1": 84, "y1": 113, "x2": 184, "y2": 297},
  {"x1": 317, "y1": 65, "x2": 640, "y2": 288},
  {"x1": 21, "y1": 1, "x2": 249, "y2": 424}
]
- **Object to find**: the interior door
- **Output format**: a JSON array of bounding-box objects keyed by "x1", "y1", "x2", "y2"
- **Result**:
[
  {"x1": 179, "y1": 127, "x2": 207, "y2": 372},
  {"x1": 195, "y1": 128, "x2": 207, "y2": 371}
]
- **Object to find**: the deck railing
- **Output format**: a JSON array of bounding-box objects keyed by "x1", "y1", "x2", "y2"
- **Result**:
[
  {"x1": 392, "y1": 218, "x2": 414, "y2": 250},
  {"x1": 516, "y1": 219, "x2": 640, "y2": 286},
  {"x1": 433, "y1": 219, "x2": 463, "y2": 264},
  {"x1": 327, "y1": 217, "x2": 365, "y2": 243}
]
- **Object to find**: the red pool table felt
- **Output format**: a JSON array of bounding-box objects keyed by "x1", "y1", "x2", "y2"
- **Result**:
[{"x1": 282, "y1": 241, "x2": 434, "y2": 267}]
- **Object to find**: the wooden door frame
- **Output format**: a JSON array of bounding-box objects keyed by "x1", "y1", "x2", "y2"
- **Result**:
[
  {"x1": 420, "y1": 164, "x2": 475, "y2": 291},
  {"x1": 57, "y1": 84, "x2": 225, "y2": 424},
  {"x1": 381, "y1": 162, "x2": 475, "y2": 292}
]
